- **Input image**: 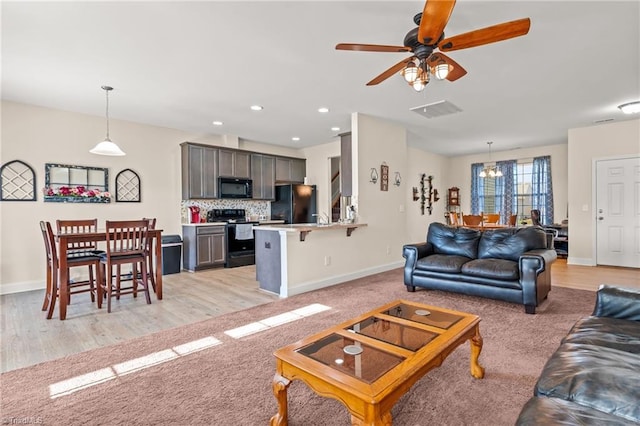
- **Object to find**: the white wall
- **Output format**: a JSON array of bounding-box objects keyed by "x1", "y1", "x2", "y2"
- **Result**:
[
  {"x1": 405, "y1": 146, "x2": 450, "y2": 243},
  {"x1": 301, "y1": 138, "x2": 340, "y2": 218},
  {"x1": 568, "y1": 119, "x2": 640, "y2": 265},
  {"x1": 0, "y1": 101, "x2": 303, "y2": 293}
]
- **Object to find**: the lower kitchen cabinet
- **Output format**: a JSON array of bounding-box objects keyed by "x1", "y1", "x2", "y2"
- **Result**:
[{"x1": 182, "y1": 225, "x2": 226, "y2": 271}]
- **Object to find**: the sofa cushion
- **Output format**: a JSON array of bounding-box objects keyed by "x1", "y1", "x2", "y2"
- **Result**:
[
  {"x1": 516, "y1": 397, "x2": 638, "y2": 426},
  {"x1": 562, "y1": 316, "x2": 640, "y2": 354},
  {"x1": 460, "y1": 258, "x2": 519, "y2": 280},
  {"x1": 427, "y1": 222, "x2": 481, "y2": 259},
  {"x1": 415, "y1": 254, "x2": 471, "y2": 273},
  {"x1": 534, "y1": 317, "x2": 640, "y2": 422},
  {"x1": 478, "y1": 226, "x2": 548, "y2": 261}
]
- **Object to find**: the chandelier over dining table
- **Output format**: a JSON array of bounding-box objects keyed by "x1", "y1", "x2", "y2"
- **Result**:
[{"x1": 479, "y1": 141, "x2": 503, "y2": 178}]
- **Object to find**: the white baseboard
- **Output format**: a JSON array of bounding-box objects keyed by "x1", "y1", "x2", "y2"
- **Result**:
[
  {"x1": 567, "y1": 257, "x2": 596, "y2": 266},
  {"x1": 286, "y1": 260, "x2": 404, "y2": 297},
  {"x1": 1, "y1": 280, "x2": 44, "y2": 295}
]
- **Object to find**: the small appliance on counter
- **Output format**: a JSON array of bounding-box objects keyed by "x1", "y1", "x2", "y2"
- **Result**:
[{"x1": 188, "y1": 206, "x2": 201, "y2": 223}]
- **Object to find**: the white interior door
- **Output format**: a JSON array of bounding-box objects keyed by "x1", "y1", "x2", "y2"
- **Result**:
[{"x1": 596, "y1": 157, "x2": 640, "y2": 267}]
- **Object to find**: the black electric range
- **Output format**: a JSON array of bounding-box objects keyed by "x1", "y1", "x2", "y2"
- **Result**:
[{"x1": 206, "y1": 209, "x2": 259, "y2": 268}]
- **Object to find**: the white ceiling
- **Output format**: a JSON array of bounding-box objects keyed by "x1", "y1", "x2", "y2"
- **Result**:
[{"x1": 2, "y1": 1, "x2": 639, "y2": 156}]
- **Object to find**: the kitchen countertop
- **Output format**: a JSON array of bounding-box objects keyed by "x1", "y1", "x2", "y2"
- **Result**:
[
  {"x1": 255, "y1": 222, "x2": 367, "y2": 241},
  {"x1": 182, "y1": 220, "x2": 285, "y2": 227}
]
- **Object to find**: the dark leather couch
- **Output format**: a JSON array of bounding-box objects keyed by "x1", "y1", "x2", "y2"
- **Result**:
[
  {"x1": 517, "y1": 285, "x2": 640, "y2": 425},
  {"x1": 402, "y1": 223, "x2": 557, "y2": 314}
]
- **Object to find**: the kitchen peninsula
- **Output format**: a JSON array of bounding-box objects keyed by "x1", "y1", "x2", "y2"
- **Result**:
[{"x1": 255, "y1": 223, "x2": 368, "y2": 297}]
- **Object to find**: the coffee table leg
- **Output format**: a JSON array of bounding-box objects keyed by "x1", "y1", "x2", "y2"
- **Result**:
[
  {"x1": 270, "y1": 373, "x2": 291, "y2": 426},
  {"x1": 350, "y1": 411, "x2": 392, "y2": 426},
  {"x1": 470, "y1": 326, "x2": 485, "y2": 379}
]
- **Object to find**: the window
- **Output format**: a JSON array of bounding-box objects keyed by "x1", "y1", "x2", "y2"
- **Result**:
[{"x1": 471, "y1": 156, "x2": 553, "y2": 225}]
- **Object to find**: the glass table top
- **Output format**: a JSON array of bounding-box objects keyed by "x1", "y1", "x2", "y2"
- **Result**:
[
  {"x1": 346, "y1": 316, "x2": 438, "y2": 352},
  {"x1": 297, "y1": 333, "x2": 405, "y2": 384},
  {"x1": 384, "y1": 303, "x2": 463, "y2": 329}
]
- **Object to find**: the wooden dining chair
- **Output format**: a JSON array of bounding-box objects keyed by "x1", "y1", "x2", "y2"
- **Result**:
[
  {"x1": 56, "y1": 219, "x2": 103, "y2": 294},
  {"x1": 462, "y1": 214, "x2": 483, "y2": 227},
  {"x1": 531, "y1": 209, "x2": 542, "y2": 226},
  {"x1": 40, "y1": 221, "x2": 100, "y2": 319},
  {"x1": 142, "y1": 217, "x2": 157, "y2": 293},
  {"x1": 96, "y1": 219, "x2": 151, "y2": 313},
  {"x1": 485, "y1": 213, "x2": 500, "y2": 224},
  {"x1": 448, "y1": 212, "x2": 460, "y2": 226},
  {"x1": 508, "y1": 214, "x2": 518, "y2": 227}
]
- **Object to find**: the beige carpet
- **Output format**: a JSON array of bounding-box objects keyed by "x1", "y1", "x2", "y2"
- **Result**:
[{"x1": 0, "y1": 269, "x2": 596, "y2": 425}]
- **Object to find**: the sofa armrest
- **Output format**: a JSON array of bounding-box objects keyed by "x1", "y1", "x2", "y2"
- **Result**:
[
  {"x1": 592, "y1": 285, "x2": 640, "y2": 321},
  {"x1": 402, "y1": 242, "x2": 433, "y2": 286},
  {"x1": 519, "y1": 249, "x2": 557, "y2": 307}
]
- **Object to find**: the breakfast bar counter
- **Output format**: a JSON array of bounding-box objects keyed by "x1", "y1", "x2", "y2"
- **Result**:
[{"x1": 254, "y1": 223, "x2": 368, "y2": 297}]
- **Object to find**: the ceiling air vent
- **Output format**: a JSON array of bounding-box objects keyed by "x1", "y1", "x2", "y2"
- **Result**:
[{"x1": 410, "y1": 100, "x2": 462, "y2": 119}]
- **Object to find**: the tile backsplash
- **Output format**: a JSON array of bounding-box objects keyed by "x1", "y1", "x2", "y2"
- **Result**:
[{"x1": 181, "y1": 199, "x2": 271, "y2": 223}]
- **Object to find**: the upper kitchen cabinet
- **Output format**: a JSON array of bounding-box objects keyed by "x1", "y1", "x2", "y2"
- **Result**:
[
  {"x1": 181, "y1": 143, "x2": 218, "y2": 199},
  {"x1": 275, "y1": 157, "x2": 306, "y2": 183},
  {"x1": 251, "y1": 154, "x2": 276, "y2": 200},
  {"x1": 219, "y1": 149, "x2": 251, "y2": 178}
]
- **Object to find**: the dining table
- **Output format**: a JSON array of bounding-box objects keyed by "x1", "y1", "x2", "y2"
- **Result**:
[
  {"x1": 461, "y1": 223, "x2": 512, "y2": 230},
  {"x1": 55, "y1": 228, "x2": 163, "y2": 320}
]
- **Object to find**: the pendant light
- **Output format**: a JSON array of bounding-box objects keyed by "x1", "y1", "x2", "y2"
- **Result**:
[
  {"x1": 479, "y1": 141, "x2": 502, "y2": 178},
  {"x1": 90, "y1": 85, "x2": 126, "y2": 156}
]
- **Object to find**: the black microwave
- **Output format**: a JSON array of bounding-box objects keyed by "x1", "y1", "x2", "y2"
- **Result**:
[{"x1": 218, "y1": 177, "x2": 253, "y2": 199}]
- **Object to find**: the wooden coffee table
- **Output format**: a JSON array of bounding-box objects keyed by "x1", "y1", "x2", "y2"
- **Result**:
[{"x1": 270, "y1": 300, "x2": 484, "y2": 425}]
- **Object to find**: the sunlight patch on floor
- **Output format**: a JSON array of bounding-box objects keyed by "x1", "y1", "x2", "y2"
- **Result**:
[
  {"x1": 48, "y1": 336, "x2": 222, "y2": 399},
  {"x1": 224, "y1": 303, "x2": 332, "y2": 339}
]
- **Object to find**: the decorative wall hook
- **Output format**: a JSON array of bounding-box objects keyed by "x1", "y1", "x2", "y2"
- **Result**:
[
  {"x1": 369, "y1": 168, "x2": 379, "y2": 184},
  {"x1": 393, "y1": 172, "x2": 402, "y2": 186}
]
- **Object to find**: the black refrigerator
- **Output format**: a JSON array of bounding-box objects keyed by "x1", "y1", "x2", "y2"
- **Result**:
[{"x1": 271, "y1": 184, "x2": 317, "y2": 224}]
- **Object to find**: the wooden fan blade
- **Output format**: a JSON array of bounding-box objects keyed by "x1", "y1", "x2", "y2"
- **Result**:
[
  {"x1": 336, "y1": 43, "x2": 411, "y2": 53},
  {"x1": 427, "y1": 52, "x2": 467, "y2": 81},
  {"x1": 438, "y1": 18, "x2": 531, "y2": 52},
  {"x1": 367, "y1": 57, "x2": 415, "y2": 86},
  {"x1": 417, "y1": 0, "x2": 457, "y2": 45}
]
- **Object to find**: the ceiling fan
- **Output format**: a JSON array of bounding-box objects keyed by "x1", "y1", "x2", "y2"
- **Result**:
[{"x1": 335, "y1": 0, "x2": 530, "y2": 91}]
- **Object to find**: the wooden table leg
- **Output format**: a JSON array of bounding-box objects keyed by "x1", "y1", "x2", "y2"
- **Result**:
[
  {"x1": 470, "y1": 325, "x2": 485, "y2": 379},
  {"x1": 270, "y1": 373, "x2": 291, "y2": 426},
  {"x1": 351, "y1": 411, "x2": 392, "y2": 426},
  {"x1": 154, "y1": 231, "x2": 163, "y2": 299},
  {"x1": 58, "y1": 235, "x2": 69, "y2": 321}
]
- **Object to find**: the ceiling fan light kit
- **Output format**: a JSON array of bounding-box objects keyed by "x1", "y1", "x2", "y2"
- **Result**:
[{"x1": 336, "y1": 0, "x2": 530, "y2": 92}]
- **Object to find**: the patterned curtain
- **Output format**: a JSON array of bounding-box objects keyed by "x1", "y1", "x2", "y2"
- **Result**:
[
  {"x1": 470, "y1": 163, "x2": 484, "y2": 214},
  {"x1": 495, "y1": 160, "x2": 517, "y2": 223},
  {"x1": 532, "y1": 156, "x2": 554, "y2": 225}
]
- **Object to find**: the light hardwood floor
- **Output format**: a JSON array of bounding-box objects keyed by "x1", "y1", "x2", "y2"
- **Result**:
[{"x1": 1, "y1": 261, "x2": 638, "y2": 373}]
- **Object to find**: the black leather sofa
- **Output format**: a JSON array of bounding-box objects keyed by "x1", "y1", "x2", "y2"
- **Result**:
[
  {"x1": 516, "y1": 285, "x2": 640, "y2": 425},
  {"x1": 402, "y1": 223, "x2": 557, "y2": 314}
]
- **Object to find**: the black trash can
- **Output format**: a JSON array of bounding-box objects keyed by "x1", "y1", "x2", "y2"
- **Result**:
[{"x1": 161, "y1": 235, "x2": 182, "y2": 275}]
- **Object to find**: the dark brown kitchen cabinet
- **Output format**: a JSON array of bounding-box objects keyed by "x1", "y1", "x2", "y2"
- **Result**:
[
  {"x1": 275, "y1": 157, "x2": 306, "y2": 183},
  {"x1": 182, "y1": 225, "x2": 226, "y2": 271},
  {"x1": 219, "y1": 149, "x2": 251, "y2": 178},
  {"x1": 251, "y1": 154, "x2": 276, "y2": 200},
  {"x1": 181, "y1": 144, "x2": 218, "y2": 199}
]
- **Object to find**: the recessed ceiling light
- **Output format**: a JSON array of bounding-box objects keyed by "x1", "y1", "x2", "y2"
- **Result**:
[
  {"x1": 331, "y1": 127, "x2": 340, "y2": 131},
  {"x1": 212, "y1": 121, "x2": 223, "y2": 126},
  {"x1": 292, "y1": 137, "x2": 300, "y2": 141},
  {"x1": 618, "y1": 101, "x2": 640, "y2": 114},
  {"x1": 318, "y1": 107, "x2": 329, "y2": 113},
  {"x1": 250, "y1": 105, "x2": 263, "y2": 111}
]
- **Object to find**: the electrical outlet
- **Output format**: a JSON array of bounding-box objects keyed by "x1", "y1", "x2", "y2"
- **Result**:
[{"x1": 324, "y1": 256, "x2": 331, "y2": 266}]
